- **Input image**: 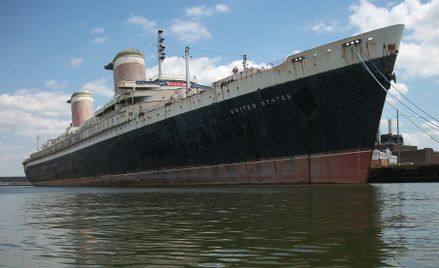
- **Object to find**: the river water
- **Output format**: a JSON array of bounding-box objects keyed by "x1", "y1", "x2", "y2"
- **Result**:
[{"x1": 1, "y1": 183, "x2": 438, "y2": 267}]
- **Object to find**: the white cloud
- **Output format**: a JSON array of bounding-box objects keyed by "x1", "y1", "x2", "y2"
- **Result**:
[
  {"x1": 169, "y1": 20, "x2": 212, "y2": 42},
  {"x1": 349, "y1": 0, "x2": 400, "y2": 32},
  {"x1": 380, "y1": 116, "x2": 439, "y2": 150},
  {"x1": 126, "y1": 6, "x2": 228, "y2": 43},
  {"x1": 401, "y1": 125, "x2": 439, "y2": 149},
  {"x1": 44, "y1": 79, "x2": 68, "y2": 90},
  {"x1": 215, "y1": 4, "x2": 229, "y2": 13},
  {"x1": 70, "y1": 58, "x2": 84, "y2": 67},
  {"x1": 0, "y1": 90, "x2": 71, "y2": 138},
  {"x1": 81, "y1": 77, "x2": 113, "y2": 98},
  {"x1": 91, "y1": 27, "x2": 104, "y2": 33},
  {"x1": 14, "y1": 88, "x2": 39, "y2": 95},
  {"x1": 0, "y1": 78, "x2": 111, "y2": 139},
  {"x1": 91, "y1": 37, "x2": 107, "y2": 44},
  {"x1": 386, "y1": 82, "x2": 409, "y2": 105},
  {"x1": 0, "y1": 137, "x2": 33, "y2": 176},
  {"x1": 186, "y1": 5, "x2": 213, "y2": 16},
  {"x1": 349, "y1": 0, "x2": 439, "y2": 78},
  {"x1": 312, "y1": 19, "x2": 340, "y2": 34},
  {"x1": 145, "y1": 56, "x2": 264, "y2": 86},
  {"x1": 125, "y1": 15, "x2": 157, "y2": 33},
  {"x1": 173, "y1": 4, "x2": 229, "y2": 42},
  {"x1": 145, "y1": 56, "x2": 222, "y2": 85},
  {"x1": 400, "y1": 132, "x2": 422, "y2": 146},
  {"x1": 348, "y1": 0, "x2": 439, "y2": 151},
  {"x1": 0, "y1": 78, "x2": 113, "y2": 175},
  {"x1": 0, "y1": 110, "x2": 70, "y2": 137},
  {"x1": 422, "y1": 121, "x2": 439, "y2": 135},
  {"x1": 0, "y1": 90, "x2": 70, "y2": 115},
  {"x1": 185, "y1": 4, "x2": 229, "y2": 17}
]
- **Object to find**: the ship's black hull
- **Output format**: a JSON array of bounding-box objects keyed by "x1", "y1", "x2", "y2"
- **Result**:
[{"x1": 25, "y1": 56, "x2": 395, "y2": 186}]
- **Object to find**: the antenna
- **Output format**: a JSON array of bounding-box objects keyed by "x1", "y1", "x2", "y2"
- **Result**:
[{"x1": 243, "y1": 55, "x2": 247, "y2": 70}]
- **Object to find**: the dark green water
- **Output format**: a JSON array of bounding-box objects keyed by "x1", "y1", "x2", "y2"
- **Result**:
[{"x1": 1, "y1": 183, "x2": 438, "y2": 267}]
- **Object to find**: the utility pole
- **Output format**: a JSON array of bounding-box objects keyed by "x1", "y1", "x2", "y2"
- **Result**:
[{"x1": 397, "y1": 109, "x2": 400, "y2": 164}]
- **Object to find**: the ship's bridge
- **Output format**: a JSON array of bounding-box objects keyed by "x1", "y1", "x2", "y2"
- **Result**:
[{"x1": 94, "y1": 78, "x2": 211, "y2": 118}]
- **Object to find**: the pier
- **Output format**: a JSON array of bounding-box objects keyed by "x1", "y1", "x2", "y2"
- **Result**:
[
  {"x1": 368, "y1": 164, "x2": 439, "y2": 183},
  {"x1": 0, "y1": 177, "x2": 32, "y2": 186}
]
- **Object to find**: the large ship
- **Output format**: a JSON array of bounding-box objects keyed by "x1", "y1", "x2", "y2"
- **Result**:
[{"x1": 23, "y1": 25, "x2": 405, "y2": 186}]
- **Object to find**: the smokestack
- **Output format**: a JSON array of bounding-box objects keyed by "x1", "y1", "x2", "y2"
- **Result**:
[
  {"x1": 105, "y1": 49, "x2": 146, "y2": 96},
  {"x1": 67, "y1": 90, "x2": 94, "y2": 127},
  {"x1": 388, "y1": 119, "x2": 392, "y2": 135}
]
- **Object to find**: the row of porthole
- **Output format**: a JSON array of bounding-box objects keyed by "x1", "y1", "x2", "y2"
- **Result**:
[
  {"x1": 153, "y1": 85, "x2": 243, "y2": 118},
  {"x1": 38, "y1": 117, "x2": 131, "y2": 162},
  {"x1": 36, "y1": 84, "x2": 246, "y2": 160},
  {"x1": 35, "y1": 116, "x2": 149, "y2": 163},
  {"x1": 34, "y1": 88, "x2": 227, "y2": 163},
  {"x1": 305, "y1": 37, "x2": 374, "y2": 58},
  {"x1": 33, "y1": 124, "x2": 117, "y2": 164}
]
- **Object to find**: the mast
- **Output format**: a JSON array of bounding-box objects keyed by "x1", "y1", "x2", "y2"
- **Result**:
[
  {"x1": 157, "y1": 30, "x2": 166, "y2": 79},
  {"x1": 185, "y1": 46, "x2": 190, "y2": 96}
]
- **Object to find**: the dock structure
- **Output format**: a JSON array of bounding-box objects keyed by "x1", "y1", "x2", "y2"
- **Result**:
[
  {"x1": 368, "y1": 164, "x2": 439, "y2": 183},
  {"x1": 0, "y1": 177, "x2": 32, "y2": 186}
]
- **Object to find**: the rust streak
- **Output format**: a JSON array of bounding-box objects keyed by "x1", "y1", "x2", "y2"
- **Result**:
[{"x1": 387, "y1": 43, "x2": 397, "y2": 54}]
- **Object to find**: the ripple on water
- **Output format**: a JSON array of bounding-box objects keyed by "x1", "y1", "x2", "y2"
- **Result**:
[{"x1": 1, "y1": 184, "x2": 439, "y2": 267}]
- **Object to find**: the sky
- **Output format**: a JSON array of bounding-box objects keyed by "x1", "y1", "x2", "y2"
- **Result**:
[{"x1": 1, "y1": 0, "x2": 439, "y2": 176}]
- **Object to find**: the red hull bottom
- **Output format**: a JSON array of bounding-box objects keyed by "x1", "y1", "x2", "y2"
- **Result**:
[{"x1": 33, "y1": 148, "x2": 372, "y2": 186}]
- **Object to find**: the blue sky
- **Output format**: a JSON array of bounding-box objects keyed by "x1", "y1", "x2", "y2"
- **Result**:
[{"x1": 1, "y1": 0, "x2": 439, "y2": 176}]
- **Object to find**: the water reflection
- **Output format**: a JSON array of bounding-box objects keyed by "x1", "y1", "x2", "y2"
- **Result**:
[
  {"x1": 21, "y1": 185, "x2": 394, "y2": 267},
  {"x1": 373, "y1": 184, "x2": 439, "y2": 267}
]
